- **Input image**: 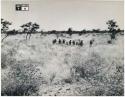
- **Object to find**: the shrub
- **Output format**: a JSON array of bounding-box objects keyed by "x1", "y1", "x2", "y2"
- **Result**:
[
  {"x1": 1, "y1": 53, "x2": 8, "y2": 69},
  {"x1": 107, "y1": 40, "x2": 112, "y2": 44},
  {"x1": 1, "y1": 45, "x2": 18, "y2": 69},
  {"x1": 105, "y1": 65, "x2": 124, "y2": 96},
  {"x1": 1, "y1": 52, "x2": 16, "y2": 69},
  {"x1": 69, "y1": 51, "x2": 123, "y2": 96},
  {"x1": 1, "y1": 60, "x2": 43, "y2": 96},
  {"x1": 70, "y1": 52, "x2": 105, "y2": 81},
  {"x1": 94, "y1": 87, "x2": 105, "y2": 96}
]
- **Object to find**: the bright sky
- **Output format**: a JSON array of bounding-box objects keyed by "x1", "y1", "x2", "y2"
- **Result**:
[{"x1": 1, "y1": 0, "x2": 124, "y2": 31}]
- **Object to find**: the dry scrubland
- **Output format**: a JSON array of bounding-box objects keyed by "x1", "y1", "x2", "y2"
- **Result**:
[{"x1": 1, "y1": 33, "x2": 124, "y2": 96}]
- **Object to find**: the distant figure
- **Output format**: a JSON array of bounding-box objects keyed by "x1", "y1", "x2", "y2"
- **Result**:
[
  {"x1": 52, "y1": 39, "x2": 57, "y2": 44},
  {"x1": 62, "y1": 39, "x2": 66, "y2": 44},
  {"x1": 69, "y1": 40, "x2": 72, "y2": 45},
  {"x1": 76, "y1": 42, "x2": 79, "y2": 45},
  {"x1": 72, "y1": 41, "x2": 75, "y2": 45},
  {"x1": 90, "y1": 39, "x2": 94, "y2": 47},
  {"x1": 66, "y1": 42, "x2": 68, "y2": 45},
  {"x1": 58, "y1": 39, "x2": 61, "y2": 44},
  {"x1": 79, "y1": 40, "x2": 83, "y2": 46}
]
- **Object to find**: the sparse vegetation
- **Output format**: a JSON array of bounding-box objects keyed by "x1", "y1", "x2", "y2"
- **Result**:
[
  {"x1": 1, "y1": 18, "x2": 124, "y2": 96},
  {"x1": 1, "y1": 55, "x2": 43, "y2": 96}
]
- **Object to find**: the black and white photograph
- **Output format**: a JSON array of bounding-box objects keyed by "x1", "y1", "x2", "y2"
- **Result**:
[{"x1": 1, "y1": 0, "x2": 124, "y2": 96}]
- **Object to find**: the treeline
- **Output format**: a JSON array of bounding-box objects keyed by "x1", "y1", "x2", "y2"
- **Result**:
[
  {"x1": 1, "y1": 28, "x2": 123, "y2": 36},
  {"x1": 1, "y1": 18, "x2": 124, "y2": 35},
  {"x1": 1, "y1": 18, "x2": 124, "y2": 41},
  {"x1": 41, "y1": 29, "x2": 123, "y2": 35},
  {"x1": 1, "y1": 27, "x2": 123, "y2": 35}
]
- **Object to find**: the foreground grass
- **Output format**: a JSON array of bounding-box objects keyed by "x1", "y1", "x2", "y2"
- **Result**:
[{"x1": 1, "y1": 33, "x2": 124, "y2": 96}]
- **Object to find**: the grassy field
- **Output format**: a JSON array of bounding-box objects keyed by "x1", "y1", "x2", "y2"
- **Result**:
[{"x1": 1, "y1": 33, "x2": 124, "y2": 96}]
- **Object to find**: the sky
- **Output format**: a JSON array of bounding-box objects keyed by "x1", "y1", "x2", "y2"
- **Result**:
[{"x1": 1, "y1": 0, "x2": 124, "y2": 31}]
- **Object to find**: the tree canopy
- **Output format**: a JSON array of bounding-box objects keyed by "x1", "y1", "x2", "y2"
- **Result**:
[
  {"x1": 1, "y1": 18, "x2": 12, "y2": 33},
  {"x1": 20, "y1": 22, "x2": 39, "y2": 34}
]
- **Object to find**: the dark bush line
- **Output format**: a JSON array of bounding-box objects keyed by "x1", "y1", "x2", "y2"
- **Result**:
[
  {"x1": 40, "y1": 30, "x2": 123, "y2": 35},
  {"x1": 2, "y1": 30, "x2": 123, "y2": 35}
]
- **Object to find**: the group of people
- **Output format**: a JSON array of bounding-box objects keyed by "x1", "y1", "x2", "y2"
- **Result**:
[
  {"x1": 52, "y1": 38, "x2": 95, "y2": 47},
  {"x1": 52, "y1": 39, "x2": 84, "y2": 46}
]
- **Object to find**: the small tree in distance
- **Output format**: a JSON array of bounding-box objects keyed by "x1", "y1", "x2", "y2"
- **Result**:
[
  {"x1": 106, "y1": 19, "x2": 119, "y2": 40},
  {"x1": 21, "y1": 22, "x2": 39, "y2": 39},
  {"x1": 82, "y1": 29, "x2": 87, "y2": 34},
  {"x1": 92, "y1": 29, "x2": 100, "y2": 33},
  {"x1": 67, "y1": 27, "x2": 73, "y2": 36}
]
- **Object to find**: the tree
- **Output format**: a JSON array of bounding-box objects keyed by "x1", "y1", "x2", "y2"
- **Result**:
[
  {"x1": 82, "y1": 29, "x2": 87, "y2": 34},
  {"x1": 117, "y1": 28, "x2": 121, "y2": 33},
  {"x1": 1, "y1": 18, "x2": 12, "y2": 33},
  {"x1": 79, "y1": 31, "x2": 82, "y2": 36},
  {"x1": 92, "y1": 29, "x2": 100, "y2": 33},
  {"x1": 1, "y1": 18, "x2": 12, "y2": 42},
  {"x1": 20, "y1": 22, "x2": 39, "y2": 39},
  {"x1": 67, "y1": 27, "x2": 73, "y2": 36},
  {"x1": 106, "y1": 20, "x2": 118, "y2": 40}
]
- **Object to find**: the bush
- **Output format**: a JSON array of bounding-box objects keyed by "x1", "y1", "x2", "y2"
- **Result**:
[
  {"x1": 1, "y1": 83, "x2": 38, "y2": 96},
  {"x1": 1, "y1": 52, "x2": 16, "y2": 69},
  {"x1": 105, "y1": 65, "x2": 124, "y2": 96},
  {"x1": 1, "y1": 59, "x2": 44, "y2": 96},
  {"x1": 1, "y1": 53, "x2": 8, "y2": 69},
  {"x1": 70, "y1": 51, "x2": 124, "y2": 96},
  {"x1": 107, "y1": 40, "x2": 112, "y2": 44},
  {"x1": 70, "y1": 52, "x2": 105, "y2": 81}
]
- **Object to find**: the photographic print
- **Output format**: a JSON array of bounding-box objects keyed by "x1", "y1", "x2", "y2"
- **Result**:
[{"x1": 1, "y1": 0, "x2": 124, "y2": 96}]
